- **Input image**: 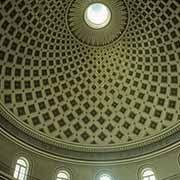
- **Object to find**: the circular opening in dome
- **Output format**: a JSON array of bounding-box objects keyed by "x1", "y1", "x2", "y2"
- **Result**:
[
  {"x1": 84, "y1": 3, "x2": 111, "y2": 29},
  {"x1": 99, "y1": 174, "x2": 112, "y2": 180}
]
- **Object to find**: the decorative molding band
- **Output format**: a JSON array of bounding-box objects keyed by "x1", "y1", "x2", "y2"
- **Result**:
[
  {"x1": 1, "y1": 102, "x2": 180, "y2": 162},
  {"x1": 0, "y1": 171, "x2": 13, "y2": 180},
  {"x1": 161, "y1": 173, "x2": 180, "y2": 180}
]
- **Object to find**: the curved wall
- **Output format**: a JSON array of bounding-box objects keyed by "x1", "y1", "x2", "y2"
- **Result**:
[
  {"x1": 0, "y1": 0, "x2": 180, "y2": 156},
  {"x1": 0, "y1": 132, "x2": 180, "y2": 180}
]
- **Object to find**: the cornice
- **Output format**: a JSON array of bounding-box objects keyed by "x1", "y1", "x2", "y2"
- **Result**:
[
  {"x1": 1, "y1": 127, "x2": 180, "y2": 165},
  {"x1": 1, "y1": 102, "x2": 180, "y2": 162}
]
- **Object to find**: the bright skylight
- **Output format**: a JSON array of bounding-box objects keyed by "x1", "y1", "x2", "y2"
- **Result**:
[{"x1": 84, "y1": 3, "x2": 111, "y2": 29}]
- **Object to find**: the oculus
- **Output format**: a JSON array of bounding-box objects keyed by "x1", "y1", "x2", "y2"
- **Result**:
[
  {"x1": 67, "y1": 0, "x2": 129, "y2": 46},
  {"x1": 84, "y1": 3, "x2": 111, "y2": 29}
]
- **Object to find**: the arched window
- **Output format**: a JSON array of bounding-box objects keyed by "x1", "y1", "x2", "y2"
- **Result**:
[
  {"x1": 13, "y1": 157, "x2": 29, "y2": 180},
  {"x1": 99, "y1": 174, "x2": 112, "y2": 180},
  {"x1": 57, "y1": 170, "x2": 70, "y2": 180},
  {"x1": 141, "y1": 168, "x2": 156, "y2": 180},
  {"x1": 96, "y1": 171, "x2": 113, "y2": 180}
]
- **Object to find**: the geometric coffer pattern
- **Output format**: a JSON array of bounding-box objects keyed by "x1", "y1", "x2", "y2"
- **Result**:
[{"x1": 0, "y1": 0, "x2": 180, "y2": 146}]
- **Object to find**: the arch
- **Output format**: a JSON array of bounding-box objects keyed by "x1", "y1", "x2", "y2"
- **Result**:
[
  {"x1": 56, "y1": 170, "x2": 71, "y2": 180},
  {"x1": 99, "y1": 173, "x2": 112, "y2": 180},
  {"x1": 95, "y1": 170, "x2": 113, "y2": 180},
  {"x1": 141, "y1": 168, "x2": 156, "y2": 180},
  {"x1": 13, "y1": 157, "x2": 29, "y2": 180}
]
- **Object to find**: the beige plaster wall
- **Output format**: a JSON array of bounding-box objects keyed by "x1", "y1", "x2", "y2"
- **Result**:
[{"x1": 0, "y1": 133, "x2": 180, "y2": 180}]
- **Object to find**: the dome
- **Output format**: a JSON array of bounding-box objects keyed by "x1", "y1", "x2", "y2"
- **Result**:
[{"x1": 0, "y1": 0, "x2": 180, "y2": 161}]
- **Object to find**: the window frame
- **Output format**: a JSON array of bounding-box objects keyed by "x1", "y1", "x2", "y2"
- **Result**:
[
  {"x1": 99, "y1": 173, "x2": 112, "y2": 180},
  {"x1": 13, "y1": 157, "x2": 29, "y2": 180},
  {"x1": 95, "y1": 170, "x2": 114, "y2": 180},
  {"x1": 141, "y1": 168, "x2": 157, "y2": 180},
  {"x1": 56, "y1": 169, "x2": 71, "y2": 180}
]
